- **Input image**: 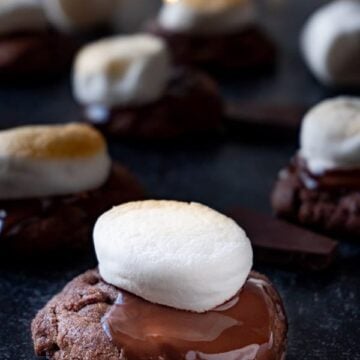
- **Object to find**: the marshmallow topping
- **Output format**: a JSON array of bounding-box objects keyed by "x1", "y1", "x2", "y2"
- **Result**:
[
  {"x1": 0, "y1": 123, "x2": 111, "y2": 199},
  {"x1": 73, "y1": 34, "x2": 170, "y2": 108},
  {"x1": 94, "y1": 200, "x2": 253, "y2": 313},
  {"x1": 301, "y1": 97, "x2": 360, "y2": 173},
  {"x1": 301, "y1": 0, "x2": 360, "y2": 87},
  {"x1": 158, "y1": 0, "x2": 255, "y2": 34}
]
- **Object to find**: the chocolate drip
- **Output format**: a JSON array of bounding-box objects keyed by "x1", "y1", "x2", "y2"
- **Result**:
[
  {"x1": 298, "y1": 157, "x2": 360, "y2": 191},
  {"x1": 102, "y1": 274, "x2": 284, "y2": 360}
]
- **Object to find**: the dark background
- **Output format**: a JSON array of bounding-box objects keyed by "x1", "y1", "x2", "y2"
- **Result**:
[{"x1": 0, "y1": 1, "x2": 359, "y2": 359}]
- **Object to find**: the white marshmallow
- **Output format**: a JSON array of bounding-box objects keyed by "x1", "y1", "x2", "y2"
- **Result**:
[
  {"x1": 94, "y1": 200, "x2": 253, "y2": 313},
  {"x1": 158, "y1": 0, "x2": 256, "y2": 34},
  {"x1": 73, "y1": 34, "x2": 170, "y2": 108},
  {"x1": 301, "y1": 0, "x2": 360, "y2": 87},
  {"x1": 0, "y1": 0, "x2": 47, "y2": 36},
  {"x1": 300, "y1": 97, "x2": 360, "y2": 173},
  {"x1": 41, "y1": 0, "x2": 117, "y2": 32},
  {"x1": 0, "y1": 124, "x2": 111, "y2": 199}
]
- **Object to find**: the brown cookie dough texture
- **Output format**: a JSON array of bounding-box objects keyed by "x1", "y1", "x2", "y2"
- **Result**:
[
  {"x1": 148, "y1": 23, "x2": 276, "y2": 72},
  {"x1": 32, "y1": 269, "x2": 287, "y2": 360},
  {"x1": 0, "y1": 164, "x2": 145, "y2": 257},
  {"x1": 86, "y1": 69, "x2": 224, "y2": 140},
  {"x1": 272, "y1": 162, "x2": 360, "y2": 239}
]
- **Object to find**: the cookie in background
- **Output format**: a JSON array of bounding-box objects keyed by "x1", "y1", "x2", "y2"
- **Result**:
[
  {"x1": 0, "y1": 123, "x2": 144, "y2": 258},
  {"x1": 73, "y1": 34, "x2": 223, "y2": 140},
  {"x1": 272, "y1": 97, "x2": 360, "y2": 239},
  {"x1": 147, "y1": 0, "x2": 276, "y2": 73},
  {"x1": 0, "y1": 0, "x2": 76, "y2": 79}
]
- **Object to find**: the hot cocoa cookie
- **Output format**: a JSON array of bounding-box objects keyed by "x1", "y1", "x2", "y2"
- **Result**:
[
  {"x1": 147, "y1": 0, "x2": 276, "y2": 72},
  {"x1": 84, "y1": 68, "x2": 223, "y2": 140},
  {"x1": 148, "y1": 23, "x2": 276, "y2": 73},
  {"x1": 272, "y1": 97, "x2": 360, "y2": 239},
  {"x1": 0, "y1": 164, "x2": 144, "y2": 257},
  {"x1": 32, "y1": 200, "x2": 287, "y2": 360},
  {"x1": 272, "y1": 157, "x2": 360, "y2": 239},
  {"x1": 74, "y1": 34, "x2": 223, "y2": 140},
  {"x1": 32, "y1": 269, "x2": 287, "y2": 360},
  {"x1": 0, "y1": 124, "x2": 144, "y2": 257},
  {"x1": 0, "y1": 1, "x2": 76, "y2": 80}
]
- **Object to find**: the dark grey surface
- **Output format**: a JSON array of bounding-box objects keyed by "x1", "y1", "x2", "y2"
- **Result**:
[{"x1": 0, "y1": 1, "x2": 360, "y2": 359}]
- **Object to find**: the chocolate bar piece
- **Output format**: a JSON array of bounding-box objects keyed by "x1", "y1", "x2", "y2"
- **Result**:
[
  {"x1": 224, "y1": 101, "x2": 307, "y2": 136},
  {"x1": 229, "y1": 207, "x2": 338, "y2": 271}
]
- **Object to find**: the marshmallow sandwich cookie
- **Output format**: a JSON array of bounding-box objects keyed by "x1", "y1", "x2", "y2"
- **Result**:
[
  {"x1": 32, "y1": 200, "x2": 287, "y2": 360},
  {"x1": 272, "y1": 97, "x2": 360, "y2": 239},
  {"x1": 146, "y1": 0, "x2": 276, "y2": 72},
  {"x1": 0, "y1": 123, "x2": 144, "y2": 257},
  {"x1": 0, "y1": 0, "x2": 76, "y2": 79},
  {"x1": 73, "y1": 34, "x2": 223, "y2": 140}
]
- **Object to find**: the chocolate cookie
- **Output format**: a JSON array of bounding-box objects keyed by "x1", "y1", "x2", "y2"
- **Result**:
[
  {"x1": 32, "y1": 269, "x2": 287, "y2": 360},
  {"x1": 272, "y1": 158, "x2": 360, "y2": 239},
  {"x1": 148, "y1": 23, "x2": 276, "y2": 73},
  {"x1": 0, "y1": 164, "x2": 144, "y2": 257},
  {"x1": 84, "y1": 68, "x2": 223, "y2": 140},
  {"x1": 0, "y1": 31, "x2": 76, "y2": 80}
]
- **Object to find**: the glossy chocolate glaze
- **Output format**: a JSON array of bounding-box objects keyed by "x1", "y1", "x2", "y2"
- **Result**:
[
  {"x1": 102, "y1": 273, "x2": 286, "y2": 360},
  {"x1": 297, "y1": 157, "x2": 360, "y2": 191},
  {"x1": 0, "y1": 164, "x2": 144, "y2": 256}
]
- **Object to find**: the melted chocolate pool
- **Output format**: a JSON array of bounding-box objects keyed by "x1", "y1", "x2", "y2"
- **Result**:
[{"x1": 102, "y1": 274, "x2": 282, "y2": 360}]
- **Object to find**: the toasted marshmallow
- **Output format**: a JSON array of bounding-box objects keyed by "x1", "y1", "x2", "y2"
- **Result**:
[
  {"x1": 73, "y1": 34, "x2": 170, "y2": 108},
  {"x1": 94, "y1": 200, "x2": 253, "y2": 313},
  {"x1": 300, "y1": 97, "x2": 360, "y2": 174},
  {"x1": 0, "y1": 0, "x2": 47, "y2": 36},
  {"x1": 0, "y1": 123, "x2": 111, "y2": 200},
  {"x1": 158, "y1": 0, "x2": 256, "y2": 34},
  {"x1": 301, "y1": 0, "x2": 360, "y2": 87},
  {"x1": 42, "y1": 0, "x2": 117, "y2": 32}
]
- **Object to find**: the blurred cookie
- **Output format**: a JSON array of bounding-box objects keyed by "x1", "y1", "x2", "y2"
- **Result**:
[
  {"x1": 0, "y1": 0, "x2": 76, "y2": 80},
  {"x1": 73, "y1": 34, "x2": 223, "y2": 140},
  {"x1": 272, "y1": 97, "x2": 360, "y2": 238},
  {"x1": 0, "y1": 123, "x2": 144, "y2": 257},
  {"x1": 147, "y1": 0, "x2": 276, "y2": 72}
]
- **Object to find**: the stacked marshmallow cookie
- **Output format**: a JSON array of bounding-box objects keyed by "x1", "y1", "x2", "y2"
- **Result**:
[
  {"x1": 272, "y1": 97, "x2": 360, "y2": 238},
  {"x1": 0, "y1": 123, "x2": 144, "y2": 257},
  {"x1": 32, "y1": 200, "x2": 287, "y2": 360},
  {"x1": 74, "y1": 34, "x2": 223, "y2": 139},
  {"x1": 0, "y1": 0, "x2": 119, "y2": 79},
  {"x1": 148, "y1": 0, "x2": 276, "y2": 71},
  {"x1": 301, "y1": 0, "x2": 360, "y2": 88}
]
